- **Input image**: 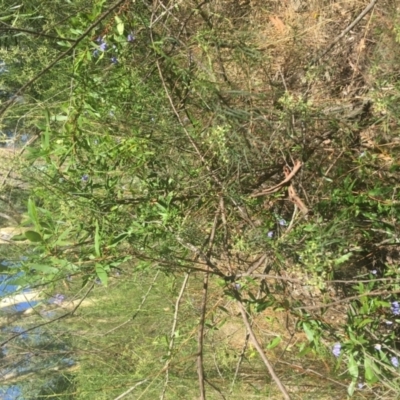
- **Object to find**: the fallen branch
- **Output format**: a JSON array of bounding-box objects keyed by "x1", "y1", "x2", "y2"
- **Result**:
[
  {"x1": 250, "y1": 160, "x2": 302, "y2": 197},
  {"x1": 312, "y1": 0, "x2": 378, "y2": 64},
  {"x1": 236, "y1": 298, "x2": 291, "y2": 399},
  {"x1": 285, "y1": 166, "x2": 309, "y2": 215}
]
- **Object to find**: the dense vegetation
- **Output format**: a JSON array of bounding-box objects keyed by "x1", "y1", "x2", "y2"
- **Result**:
[{"x1": 1, "y1": 0, "x2": 400, "y2": 398}]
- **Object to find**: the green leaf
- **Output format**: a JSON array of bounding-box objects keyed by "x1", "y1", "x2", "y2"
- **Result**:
[
  {"x1": 302, "y1": 323, "x2": 315, "y2": 343},
  {"x1": 115, "y1": 16, "x2": 124, "y2": 35},
  {"x1": 347, "y1": 380, "x2": 356, "y2": 397},
  {"x1": 50, "y1": 114, "x2": 68, "y2": 121},
  {"x1": 364, "y1": 357, "x2": 378, "y2": 383},
  {"x1": 25, "y1": 230, "x2": 43, "y2": 242},
  {"x1": 95, "y1": 263, "x2": 108, "y2": 287},
  {"x1": 30, "y1": 264, "x2": 59, "y2": 274},
  {"x1": 267, "y1": 336, "x2": 282, "y2": 350},
  {"x1": 11, "y1": 234, "x2": 27, "y2": 241},
  {"x1": 348, "y1": 353, "x2": 359, "y2": 378},
  {"x1": 95, "y1": 220, "x2": 101, "y2": 257},
  {"x1": 334, "y1": 252, "x2": 353, "y2": 265},
  {"x1": 28, "y1": 198, "x2": 40, "y2": 231}
]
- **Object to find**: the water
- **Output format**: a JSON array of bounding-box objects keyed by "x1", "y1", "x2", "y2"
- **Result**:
[{"x1": 0, "y1": 262, "x2": 75, "y2": 399}]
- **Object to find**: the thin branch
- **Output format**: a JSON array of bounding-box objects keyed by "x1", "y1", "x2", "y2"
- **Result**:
[
  {"x1": 197, "y1": 270, "x2": 208, "y2": 400},
  {"x1": 236, "y1": 298, "x2": 291, "y2": 400},
  {"x1": 250, "y1": 160, "x2": 303, "y2": 197},
  {"x1": 0, "y1": 25, "x2": 76, "y2": 42},
  {"x1": 0, "y1": 212, "x2": 19, "y2": 225},
  {"x1": 294, "y1": 288, "x2": 400, "y2": 311},
  {"x1": 1, "y1": 283, "x2": 94, "y2": 347},
  {"x1": 101, "y1": 270, "x2": 160, "y2": 337},
  {"x1": 113, "y1": 380, "x2": 148, "y2": 400},
  {"x1": 149, "y1": 24, "x2": 254, "y2": 226},
  {"x1": 230, "y1": 332, "x2": 250, "y2": 393},
  {"x1": 160, "y1": 272, "x2": 190, "y2": 400},
  {"x1": 312, "y1": 0, "x2": 378, "y2": 64},
  {"x1": 1, "y1": 134, "x2": 38, "y2": 188},
  {"x1": 243, "y1": 253, "x2": 267, "y2": 276},
  {"x1": 204, "y1": 377, "x2": 227, "y2": 400},
  {"x1": 277, "y1": 360, "x2": 347, "y2": 388}
]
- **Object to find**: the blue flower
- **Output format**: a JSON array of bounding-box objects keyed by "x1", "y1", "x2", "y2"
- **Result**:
[
  {"x1": 111, "y1": 56, "x2": 118, "y2": 64},
  {"x1": 52, "y1": 294, "x2": 65, "y2": 306},
  {"x1": 391, "y1": 301, "x2": 400, "y2": 315},
  {"x1": 278, "y1": 219, "x2": 287, "y2": 226},
  {"x1": 391, "y1": 356, "x2": 399, "y2": 368},
  {"x1": 94, "y1": 37, "x2": 107, "y2": 52},
  {"x1": 332, "y1": 343, "x2": 341, "y2": 357},
  {"x1": 127, "y1": 32, "x2": 135, "y2": 42},
  {"x1": 267, "y1": 231, "x2": 274, "y2": 238},
  {"x1": 81, "y1": 174, "x2": 89, "y2": 182}
]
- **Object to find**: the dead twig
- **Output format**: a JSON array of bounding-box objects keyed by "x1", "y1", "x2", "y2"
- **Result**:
[
  {"x1": 113, "y1": 380, "x2": 148, "y2": 400},
  {"x1": 236, "y1": 298, "x2": 291, "y2": 399},
  {"x1": 285, "y1": 166, "x2": 309, "y2": 215},
  {"x1": 312, "y1": 0, "x2": 378, "y2": 64},
  {"x1": 294, "y1": 288, "x2": 400, "y2": 311},
  {"x1": 160, "y1": 272, "x2": 190, "y2": 400},
  {"x1": 250, "y1": 160, "x2": 302, "y2": 197},
  {"x1": 243, "y1": 253, "x2": 267, "y2": 276},
  {"x1": 197, "y1": 270, "x2": 208, "y2": 400}
]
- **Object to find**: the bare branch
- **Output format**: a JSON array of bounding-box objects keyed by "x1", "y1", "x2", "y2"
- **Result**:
[
  {"x1": 160, "y1": 272, "x2": 190, "y2": 400},
  {"x1": 312, "y1": 0, "x2": 378, "y2": 64},
  {"x1": 197, "y1": 270, "x2": 208, "y2": 400},
  {"x1": 113, "y1": 380, "x2": 148, "y2": 400},
  {"x1": 236, "y1": 298, "x2": 291, "y2": 399},
  {"x1": 101, "y1": 270, "x2": 160, "y2": 337},
  {"x1": 1, "y1": 283, "x2": 94, "y2": 347}
]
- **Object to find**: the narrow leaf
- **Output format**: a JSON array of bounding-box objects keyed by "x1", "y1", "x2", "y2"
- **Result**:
[
  {"x1": 94, "y1": 220, "x2": 101, "y2": 257},
  {"x1": 95, "y1": 263, "x2": 108, "y2": 287}
]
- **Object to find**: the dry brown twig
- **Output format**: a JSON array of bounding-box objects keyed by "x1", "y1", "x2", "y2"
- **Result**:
[
  {"x1": 250, "y1": 160, "x2": 302, "y2": 196},
  {"x1": 250, "y1": 160, "x2": 308, "y2": 214},
  {"x1": 236, "y1": 298, "x2": 291, "y2": 400},
  {"x1": 312, "y1": 0, "x2": 378, "y2": 64}
]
